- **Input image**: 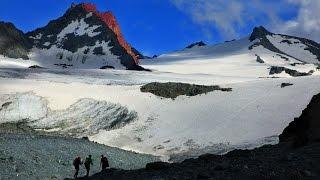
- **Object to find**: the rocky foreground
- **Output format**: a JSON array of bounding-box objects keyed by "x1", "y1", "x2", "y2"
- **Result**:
[
  {"x1": 0, "y1": 123, "x2": 158, "y2": 179},
  {"x1": 72, "y1": 93, "x2": 320, "y2": 180}
]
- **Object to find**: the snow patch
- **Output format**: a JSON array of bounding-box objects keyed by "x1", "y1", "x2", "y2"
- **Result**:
[
  {"x1": 29, "y1": 41, "x2": 124, "y2": 69},
  {"x1": 43, "y1": 42, "x2": 51, "y2": 46},
  {"x1": 57, "y1": 18, "x2": 101, "y2": 42},
  {"x1": 29, "y1": 33, "x2": 43, "y2": 40}
]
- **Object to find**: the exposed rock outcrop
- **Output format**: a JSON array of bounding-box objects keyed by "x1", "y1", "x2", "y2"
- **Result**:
[
  {"x1": 269, "y1": 66, "x2": 312, "y2": 77},
  {"x1": 140, "y1": 82, "x2": 232, "y2": 99},
  {"x1": 256, "y1": 55, "x2": 264, "y2": 63},
  {"x1": 280, "y1": 83, "x2": 293, "y2": 88},
  {"x1": 279, "y1": 93, "x2": 320, "y2": 147},
  {"x1": 186, "y1": 41, "x2": 206, "y2": 49}
]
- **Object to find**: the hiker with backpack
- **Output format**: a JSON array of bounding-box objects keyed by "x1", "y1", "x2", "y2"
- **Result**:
[
  {"x1": 100, "y1": 155, "x2": 110, "y2": 171},
  {"x1": 73, "y1": 156, "x2": 82, "y2": 178},
  {"x1": 84, "y1": 155, "x2": 93, "y2": 177}
]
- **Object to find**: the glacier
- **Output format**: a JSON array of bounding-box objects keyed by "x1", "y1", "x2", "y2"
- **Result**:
[{"x1": 0, "y1": 92, "x2": 137, "y2": 137}]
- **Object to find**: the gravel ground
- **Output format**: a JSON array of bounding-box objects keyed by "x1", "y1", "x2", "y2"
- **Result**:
[{"x1": 0, "y1": 132, "x2": 159, "y2": 180}]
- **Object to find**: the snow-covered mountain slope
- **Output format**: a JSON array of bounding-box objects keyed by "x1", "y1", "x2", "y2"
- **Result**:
[{"x1": 142, "y1": 26, "x2": 320, "y2": 78}]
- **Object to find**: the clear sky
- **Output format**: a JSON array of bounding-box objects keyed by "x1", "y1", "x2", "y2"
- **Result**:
[{"x1": 0, "y1": 0, "x2": 319, "y2": 56}]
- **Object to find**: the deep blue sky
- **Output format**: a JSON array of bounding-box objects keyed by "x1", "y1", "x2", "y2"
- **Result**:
[{"x1": 0, "y1": 0, "x2": 301, "y2": 55}]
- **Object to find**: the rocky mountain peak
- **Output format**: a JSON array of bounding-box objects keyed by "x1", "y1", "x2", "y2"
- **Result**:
[
  {"x1": 23, "y1": 2, "x2": 145, "y2": 70},
  {"x1": 249, "y1": 26, "x2": 272, "y2": 41}
]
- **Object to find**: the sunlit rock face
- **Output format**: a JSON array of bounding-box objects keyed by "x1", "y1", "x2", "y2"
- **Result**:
[{"x1": 82, "y1": 3, "x2": 139, "y2": 64}]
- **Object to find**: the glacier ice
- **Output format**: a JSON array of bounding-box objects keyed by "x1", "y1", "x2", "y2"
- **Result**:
[
  {"x1": 0, "y1": 93, "x2": 48, "y2": 123},
  {"x1": 0, "y1": 92, "x2": 137, "y2": 136}
]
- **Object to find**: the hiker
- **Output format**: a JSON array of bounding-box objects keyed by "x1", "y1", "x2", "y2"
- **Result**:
[
  {"x1": 100, "y1": 155, "x2": 109, "y2": 171},
  {"x1": 84, "y1": 155, "x2": 93, "y2": 177},
  {"x1": 73, "y1": 156, "x2": 82, "y2": 178}
]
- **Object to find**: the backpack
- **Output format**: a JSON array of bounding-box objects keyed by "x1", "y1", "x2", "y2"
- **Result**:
[
  {"x1": 84, "y1": 157, "x2": 92, "y2": 166},
  {"x1": 73, "y1": 157, "x2": 80, "y2": 166},
  {"x1": 102, "y1": 157, "x2": 109, "y2": 167}
]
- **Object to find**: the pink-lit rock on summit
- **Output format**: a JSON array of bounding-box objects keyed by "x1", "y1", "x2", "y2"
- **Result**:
[{"x1": 82, "y1": 3, "x2": 139, "y2": 64}]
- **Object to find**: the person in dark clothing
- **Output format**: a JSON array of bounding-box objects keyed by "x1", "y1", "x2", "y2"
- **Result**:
[
  {"x1": 73, "y1": 156, "x2": 82, "y2": 178},
  {"x1": 84, "y1": 155, "x2": 93, "y2": 177},
  {"x1": 100, "y1": 155, "x2": 109, "y2": 171}
]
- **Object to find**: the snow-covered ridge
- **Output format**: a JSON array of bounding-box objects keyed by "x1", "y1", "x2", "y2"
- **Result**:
[
  {"x1": 141, "y1": 26, "x2": 319, "y2": 78},
  {"x1": 267, "y1": 34, "x2": 318, "y2": 64},
  {"x1": 142, "y1": 37, "x2": 319, "y2": 77}
]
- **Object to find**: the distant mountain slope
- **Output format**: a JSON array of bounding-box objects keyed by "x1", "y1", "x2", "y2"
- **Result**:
[
  {"x1": 142, "y1": 26, "x2": 319, "y2": 78},
  {"x1": 0, "y1": 22, "x2": 31, "y2": 60},
  {"x1": 249, "y1": 26, "x2": 320, "y2": 64}
]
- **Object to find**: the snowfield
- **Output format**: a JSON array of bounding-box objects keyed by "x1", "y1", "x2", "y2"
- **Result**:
[{"x1": 0, "y1": 36, "x2": 320, "y2": 161}]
